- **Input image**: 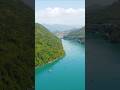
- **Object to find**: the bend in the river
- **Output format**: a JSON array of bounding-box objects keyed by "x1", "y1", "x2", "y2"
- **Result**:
[{"x1": 35, "y1": 40, "x2": 85, "y2": 90}]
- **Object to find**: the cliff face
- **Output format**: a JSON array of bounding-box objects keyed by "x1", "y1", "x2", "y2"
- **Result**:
[
  {"x1": 35, "y1": 23, "x2": 65, "y2": 66},
  {"x1": 0, "y1": 0, "x2": 34, "y2": 89}
]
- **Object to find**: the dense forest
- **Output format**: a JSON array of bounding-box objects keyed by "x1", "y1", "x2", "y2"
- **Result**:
[
  {"x1": 86, "y1": 0, "x2": 120, "y2": 43},
  {"x1": 63, "y1": 27, "x2": 85, "y2": 43},
  {"x1": 0, "y1": 0, "x2": 34, "y2": 89},
  {"x1": 35, "y1": 23, "x2": 65, "y2": 66}
]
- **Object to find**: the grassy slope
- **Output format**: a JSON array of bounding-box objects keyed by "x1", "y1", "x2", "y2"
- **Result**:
[
  {"x1": 35, "y1": 23, "x2": 64, "y2": 66},
  {"x1": 0, "y1": 0, "x2": 34, "y2": 89}
]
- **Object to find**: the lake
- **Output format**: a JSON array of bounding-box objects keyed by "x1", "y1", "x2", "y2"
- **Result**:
[{"x1": 35, "y1": 40, "x2": 85, "y2": 90}]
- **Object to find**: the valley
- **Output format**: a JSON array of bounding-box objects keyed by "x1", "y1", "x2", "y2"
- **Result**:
[{"x1": 35, "y1": 24, "x2": 85, "y2": 90}]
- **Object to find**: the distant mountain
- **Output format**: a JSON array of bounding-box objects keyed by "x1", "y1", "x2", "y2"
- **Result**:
[
  {"x1": 43, "y1": 24, "x2": 81, "y2": 33},
  {"x1": 35, "y1": 23, "x2": 64, "y2": 66},
  {"x1": 63, "y1": 27, "x2": 85, "y2": 43}
]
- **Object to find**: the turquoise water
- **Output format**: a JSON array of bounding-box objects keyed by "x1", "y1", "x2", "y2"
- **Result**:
[{"x1": 35, "y1": 40, "x2": 85, "y2": 90}]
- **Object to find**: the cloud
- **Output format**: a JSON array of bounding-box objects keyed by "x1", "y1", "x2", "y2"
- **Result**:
[{"x1": 35, "y1": 7, "x2": 85, "y2": 25}]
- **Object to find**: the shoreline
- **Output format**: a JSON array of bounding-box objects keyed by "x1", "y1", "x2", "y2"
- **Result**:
[{"x1": 35, "y1": 53, "x2": 65, "y2": 70}]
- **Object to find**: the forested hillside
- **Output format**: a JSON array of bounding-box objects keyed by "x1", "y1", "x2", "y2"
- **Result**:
[
  {"x1": 35, "y1": 23, "x2": 64, "y2": 66},
  {"x1": 0, "y1": 0, "x2": 34, "y2": 89},
  {"x1": 86, "y1": 1, "x2": 120, "y2": 42},
  {"x1": 63, "y1": 27, "x2": 85, "y2": 43}
]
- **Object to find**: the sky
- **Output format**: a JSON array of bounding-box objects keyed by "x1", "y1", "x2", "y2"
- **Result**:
[{"x1": 35, "y1": 0, "x2": 85, "y2": 26}]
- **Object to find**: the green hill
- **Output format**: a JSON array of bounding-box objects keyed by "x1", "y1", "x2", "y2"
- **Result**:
[
  {"x1": 63, "y1": 27, "x2": 85, "y2": 43},
  {"x1": 87, "y1": 1, "x2": 120, "y2": 42},
  {"x1": 0, "y1": 0, "x2": 34, "y2": 89},
  {"x1": 35, "y1": 23, "x2": 64, "y2": 66}
]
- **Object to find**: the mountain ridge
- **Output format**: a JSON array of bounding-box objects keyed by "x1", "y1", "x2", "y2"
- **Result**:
[{"x1": 87, "y1": 1, "x2": 120, "y2": 42}]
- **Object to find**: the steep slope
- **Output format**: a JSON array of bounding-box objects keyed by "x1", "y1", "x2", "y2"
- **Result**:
[
  {"x1": 35, "y1": 23, "x2": 64, "y2": 66},
  {"x1": 0, "y1": 0, "x2": 34, "y2": 89},
  {"x1": 64, "y1": 27, "x2": 85, "y2": 43}
]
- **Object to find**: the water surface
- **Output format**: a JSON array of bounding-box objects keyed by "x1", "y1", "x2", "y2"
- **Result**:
[
  {"x1": 86, "y1": 37, "x2": 120, "y2": 90},
  {"x1": 35, "y1": 40, "x2": 85, "y2": 90}
]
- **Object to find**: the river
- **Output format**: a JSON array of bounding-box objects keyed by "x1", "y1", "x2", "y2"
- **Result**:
[
  {"x1": 86, "y1": 37, "x2": 120, "y2": 90},
  {"x1": 35, "y1": 40, "x2": 85, "y2": 90}
]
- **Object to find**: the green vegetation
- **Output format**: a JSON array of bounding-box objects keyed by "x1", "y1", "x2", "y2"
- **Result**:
[
  {"x1": 87, "y1": 1, "x2": 120, "y2": 43},
  {"x1": 0, "y1": 0, "x2": 34, "y2": 89},
  {"x1": 35, "y1": 23, "x2": 65, "y2": 66},
  {"x1": 63, "y1": 27, "x2": 85, "y2": 43}
]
